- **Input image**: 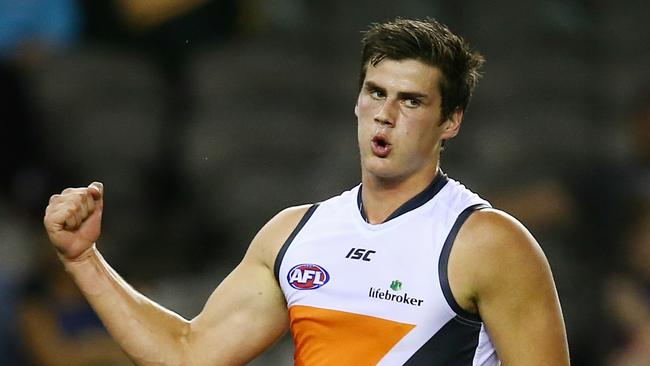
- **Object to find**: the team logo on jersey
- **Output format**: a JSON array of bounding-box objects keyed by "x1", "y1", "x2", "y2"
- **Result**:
[
  {"x1": 287, "y1": 264, "x2": 330, "y2": 290},
  {"x1": 390, "y1": 280, "x2": 402, "y2": 291},
  {"x1": 369, "y1": 281, "x2": 424, "y2": 306}
]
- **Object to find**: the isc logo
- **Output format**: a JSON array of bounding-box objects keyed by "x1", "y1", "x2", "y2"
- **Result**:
[
  {"x1": 287, "y1": 264, "x2": 330, "y2": 290},
  {"x1": 345, "y1": 248, "x2": 376, "y2": 261}
]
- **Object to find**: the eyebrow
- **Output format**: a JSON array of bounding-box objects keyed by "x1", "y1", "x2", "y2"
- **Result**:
[{"x1": 364, "y1": 81, "x2": 429, "y2": 100}]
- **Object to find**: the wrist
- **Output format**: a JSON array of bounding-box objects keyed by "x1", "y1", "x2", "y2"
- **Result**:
[
  {"x1": 58, "y1": 244, "x2": 111, "y2": 296},
  {"x1": 58, "y1": 244, "x2": 99, "y2": 266}
]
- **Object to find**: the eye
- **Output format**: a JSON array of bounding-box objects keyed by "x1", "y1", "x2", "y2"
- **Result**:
[
  {"x1": 368, "y1": 89, "x2": 385, "y2": 100},
  {"x1": 404, "y1": 98, "x2": 421, "y2": 108}
]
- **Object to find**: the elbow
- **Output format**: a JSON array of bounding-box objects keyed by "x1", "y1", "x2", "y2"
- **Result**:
[
  {"x1": 177, "y1": 319, "x2": 223, "y2": 366},
  {"x1": 131, "y1": 319, "x2": 194, "y2": 366},
  {"x1": 176, "y1": 320, "x2": 194, "y2": 366}
]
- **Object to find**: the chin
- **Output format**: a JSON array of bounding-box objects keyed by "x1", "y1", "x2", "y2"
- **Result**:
[{"x1": 362, "y1": 158, "x2": 401, "y2": 180}]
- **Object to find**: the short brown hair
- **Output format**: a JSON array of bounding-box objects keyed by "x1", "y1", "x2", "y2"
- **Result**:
[{"x1": 359, "y1": 18, "x2": 485, "y2": 121}]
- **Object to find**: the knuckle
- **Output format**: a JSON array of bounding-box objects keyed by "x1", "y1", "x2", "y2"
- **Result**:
[
  {"x1": 65, "y1": 193, "x2": 83, "y2": 207},
  {"x1": 81, "y1": 192, "x2": 92, "y2": 203},
  {"x1": 62, "y1": 187, "x2": 85, "y2": 196},
  {"x1": 73, "y1": 194, "x2": 85, "y2": 206}
]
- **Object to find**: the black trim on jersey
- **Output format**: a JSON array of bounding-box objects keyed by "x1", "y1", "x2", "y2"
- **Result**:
[
  {"x1": 357, "y1": 170, "x2": 449, "y2": 223},
  {"x1": 403, "y1": 316, "x2": 481, "y2": 366},
  {"x1": 438, "y1": 203, "x2": 489, "y2": 323},
  {"x1": 273, "y1": 204, "x2": 320, "y2": 282}
]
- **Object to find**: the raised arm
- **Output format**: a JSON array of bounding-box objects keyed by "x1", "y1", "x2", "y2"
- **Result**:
[
  {"x1": 43, "y1": 182, "x2": 307, "y2": 365},
  {"x1": 449, "y1": 208, "x2": 570, "y2": 365}
]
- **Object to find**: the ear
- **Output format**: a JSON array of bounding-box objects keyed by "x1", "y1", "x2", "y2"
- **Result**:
[
  {"x1": 354, "y1": 97, "x2": 360, "y2": 117},
  {"x1": 440, "y1": 109, "x2": 463, "y2": 140}
]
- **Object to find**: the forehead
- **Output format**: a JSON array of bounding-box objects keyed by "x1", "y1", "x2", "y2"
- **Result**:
[{"x1": 364, "y1": 59, "x2": 442, "y2": 96}]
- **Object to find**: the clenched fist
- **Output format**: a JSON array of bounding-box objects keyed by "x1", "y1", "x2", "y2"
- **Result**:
[{"x1": 44, "y1": 182, "x2": 104, "y2": 260}]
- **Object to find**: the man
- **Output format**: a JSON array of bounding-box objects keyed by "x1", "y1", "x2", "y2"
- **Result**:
[{"x1": 44, "y1": 18, "x2": 569, "y2": 365}]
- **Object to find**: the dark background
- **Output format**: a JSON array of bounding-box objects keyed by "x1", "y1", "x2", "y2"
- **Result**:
[{"x1": 1, "y1": 0, "x2": 649, "y2": 364}]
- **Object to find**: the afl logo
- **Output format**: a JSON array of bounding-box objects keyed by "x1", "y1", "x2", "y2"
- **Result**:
[{"x1": 287, "y1": 264, "x2": 330, "y2": 290}]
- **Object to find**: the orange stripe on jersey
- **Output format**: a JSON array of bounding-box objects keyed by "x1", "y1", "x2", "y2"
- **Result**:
[{"x1": 289, "y1": 305, "x2": 415, "y2": 366}]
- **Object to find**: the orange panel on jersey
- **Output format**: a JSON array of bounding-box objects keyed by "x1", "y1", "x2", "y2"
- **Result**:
[{"x1": 289, "y1": 305, "x2": 415, "y2": 366}]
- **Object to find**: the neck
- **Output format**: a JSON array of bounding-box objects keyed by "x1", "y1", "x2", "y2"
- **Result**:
[{"x1": 360, "y1": 163, "x2": 439, "y2": 224}]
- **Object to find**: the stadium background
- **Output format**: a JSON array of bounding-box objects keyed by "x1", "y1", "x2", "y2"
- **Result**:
[{"x1": 1, "y1": 0, "x2": 648, "y2": 364}]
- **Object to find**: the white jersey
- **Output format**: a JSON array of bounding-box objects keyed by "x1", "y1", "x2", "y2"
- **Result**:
[{"x1": 275, "y1": 172, "x2": 500, "y2": 365}]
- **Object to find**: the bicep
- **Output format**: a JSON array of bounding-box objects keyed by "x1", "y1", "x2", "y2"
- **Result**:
[
  {"x1": 184, "y1": 205, "x2": 310, "y2": 366},
  {"x1": 188, "y1": 255, "x2": 288, "y2": 366},
  {"x1": 480, "y1": 247, "x2": 568, "y2": 365}
]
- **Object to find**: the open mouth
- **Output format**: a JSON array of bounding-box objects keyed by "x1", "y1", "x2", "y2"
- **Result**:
[{"x1": 371, "y1": 135, "x2": 392, "y2": 157}]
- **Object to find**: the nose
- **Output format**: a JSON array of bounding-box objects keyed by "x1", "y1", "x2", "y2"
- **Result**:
[{"x1": 374, "y1": 99, "x2": 397, "y2": 127}]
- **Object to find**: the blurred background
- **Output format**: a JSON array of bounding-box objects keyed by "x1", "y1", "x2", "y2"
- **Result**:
[{"x1": 1, "y1": 0, "x2": 649, "y2": 365}]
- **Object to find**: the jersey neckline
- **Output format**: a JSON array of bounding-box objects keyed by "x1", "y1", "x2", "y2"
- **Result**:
[{"x1": 356, "y1": 170, "x2": 449, "y2": 225}]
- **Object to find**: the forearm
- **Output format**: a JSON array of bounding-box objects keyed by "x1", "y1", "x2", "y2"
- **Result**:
[{"x1": 61, "y1": 245, "x2": 191, "y2": 366}]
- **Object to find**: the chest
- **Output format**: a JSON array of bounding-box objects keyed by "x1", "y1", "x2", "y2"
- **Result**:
[{"x1": 278, "y1": 213, "x2": 456, "y2": 325}]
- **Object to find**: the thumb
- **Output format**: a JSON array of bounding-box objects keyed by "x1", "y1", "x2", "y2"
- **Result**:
[{"x1": 88, "y1": 182, "x2": 104, "y2": 208}]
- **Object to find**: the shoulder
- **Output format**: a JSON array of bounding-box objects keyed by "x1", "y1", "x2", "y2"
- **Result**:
[
  {"x1": 247, "y1": 204, "x2": 315, "y2": 269},
  {"x1": 449, "y1": 208, "x2": 552, "y2": 309},
  {"x1": 458, "y1": 208, "x2": 549, "y2": 279},
  {"x1": 269, "y1": 205, "x2": 315, "y2": 227},
  {"x1": 459, "y1": 208, "x2": 539, "y2": 253}
]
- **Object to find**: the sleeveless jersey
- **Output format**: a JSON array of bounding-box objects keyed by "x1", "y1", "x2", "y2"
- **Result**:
[{"x1": 274, "y1": 172, "x2": 500, "y2": 365}]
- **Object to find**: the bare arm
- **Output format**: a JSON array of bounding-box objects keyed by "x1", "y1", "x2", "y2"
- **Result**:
[
  {"x1": 449, "y1": 209, "x2": 570, "y2": 365},
  {"x1": 44, "y1": 182, "x2": 307, "y2": 365}
]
